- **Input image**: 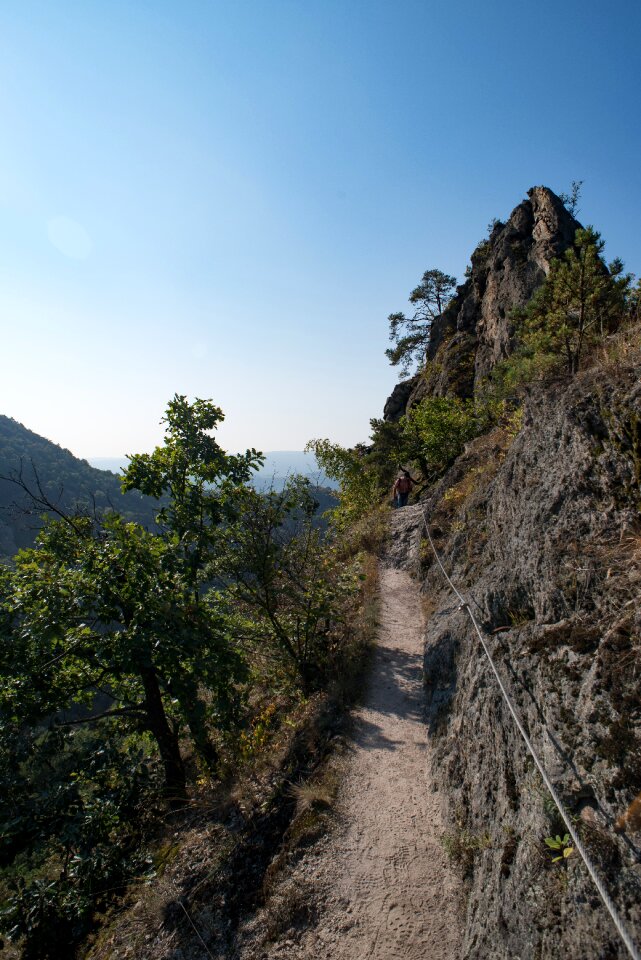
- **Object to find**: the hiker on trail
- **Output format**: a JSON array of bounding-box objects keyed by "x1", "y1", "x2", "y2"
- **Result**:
[{"x1": 393, "y1": 469, "x2": 416, "y2": 508}]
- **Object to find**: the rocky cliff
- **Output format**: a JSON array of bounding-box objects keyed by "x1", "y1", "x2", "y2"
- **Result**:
[
  {"x1": 388, "y1": 357, "x2": 641, "y2": 958},
  {"x1": 384, "y1": 187, "x2": 581, "y2": 422},
  {"x1": 381, "y1": 188, "x2": 641, "y2": 958}
]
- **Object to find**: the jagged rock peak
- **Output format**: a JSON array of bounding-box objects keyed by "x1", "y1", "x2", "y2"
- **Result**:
[
  {"x1": 384, "y1": 186, "x2": 581, "y2": 419},
  {"x1": 525, "y1": 185, "x2": 583, "y2": 271}
]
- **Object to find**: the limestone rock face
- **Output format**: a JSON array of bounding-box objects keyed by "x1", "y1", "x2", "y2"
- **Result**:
[
  {"x1": 383, "y1": 187, "x2": 580, "y2": 419},
  {"x1": 389, "y1": 364, "x2": 641, "y2": 959}
]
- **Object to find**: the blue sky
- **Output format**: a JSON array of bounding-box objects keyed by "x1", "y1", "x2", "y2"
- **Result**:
[{"x1": 1, "y1": 0, "x2": 640, "y2": 459}]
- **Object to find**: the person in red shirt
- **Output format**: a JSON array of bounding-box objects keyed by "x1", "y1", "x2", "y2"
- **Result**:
[{"x1": 392, "y1": 469, "x2": 415, "y2": 508}]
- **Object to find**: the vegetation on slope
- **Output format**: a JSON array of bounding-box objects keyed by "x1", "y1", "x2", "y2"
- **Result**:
[
  {"x1": 489, "y1": 226, "x2": 637, "y2": 387},
  {"x1": 0, "y1": 396, "x2": 371, "y2": 959},
  {"x1": 313, "y1": 221, "x2": 640, "y2": 532}
]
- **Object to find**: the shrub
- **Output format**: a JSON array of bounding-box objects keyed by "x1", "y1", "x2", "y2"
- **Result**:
[
  {"x1": 403, "y1": 396, "x2": 481, "y2": 475},
  {"x1": 306, "y1": 439, "x2": 382, "y2": 529}
]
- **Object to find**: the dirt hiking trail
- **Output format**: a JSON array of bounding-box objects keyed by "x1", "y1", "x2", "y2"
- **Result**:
[{"x1": 242, "y1": 546, "x2": 463, "y2": 959}]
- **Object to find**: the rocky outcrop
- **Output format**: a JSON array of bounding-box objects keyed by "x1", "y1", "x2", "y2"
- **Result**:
[
  {"x1": 383, "y1": 187, "x2": 581, "y2": 420},
  {"x1": 392, "y1": 359, "x2": 641, "y2": 958},
  {"x1": 382, "y1": 378, "x2": 417, "y2": 422}
]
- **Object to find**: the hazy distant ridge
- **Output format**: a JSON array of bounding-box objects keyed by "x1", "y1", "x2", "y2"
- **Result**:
[{"x1": 89, "y1": 451, "x2": 337, "y2": 491}]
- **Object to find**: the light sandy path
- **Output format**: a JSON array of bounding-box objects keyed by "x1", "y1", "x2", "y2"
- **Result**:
[{"x1": 255, "y1": 563, "x2": 463, "y2": 960}]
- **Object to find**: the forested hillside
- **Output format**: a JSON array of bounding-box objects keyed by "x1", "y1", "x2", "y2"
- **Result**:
[{"x1": 0, "y1": 416, "x2": 159, "y2": 557}]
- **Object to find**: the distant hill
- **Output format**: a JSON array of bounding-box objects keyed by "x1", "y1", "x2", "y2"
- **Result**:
[
  {"x1": 89, "y1": 450, "x2": 338, "y2": 492},
  {"x1": 0, "y1": 416, "x2": 159, "y2": 558},
  {"x1": 0, "y1": 426, "x2": 338, "y2": 558},
  {"x1": 250, "y1": 450, "x2": 337, "y2": 492}
]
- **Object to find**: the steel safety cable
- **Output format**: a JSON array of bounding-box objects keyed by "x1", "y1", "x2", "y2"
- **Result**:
[{"x1": 421, "y1": 511, "x2": 641, "y2": 960}]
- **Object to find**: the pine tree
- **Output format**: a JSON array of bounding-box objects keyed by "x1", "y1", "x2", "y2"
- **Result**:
[
  {"x1": 386, "y1": 268, "x2": 457, "y2": 375},
  {"x1": 520, "y1": 228, "x2": 630, "y2": 375}
]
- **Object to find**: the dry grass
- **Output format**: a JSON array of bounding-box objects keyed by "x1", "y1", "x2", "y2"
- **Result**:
[
  {"x1": 263, "y1": 876, "x2": 318, "y2": 942},
  {"x1": 255, "y1": 556, "x2": 381, "y2": 942},
  {"x1": 288, "y1": 775, "x2": 337, "y2": 816},
  {"x1": 592, "y1": 524, "x2": 641, "y2": 626},
  {"x1": 420, "y1": 592, "x2": 439, "y2": 623},
  {"x1": 440, "y1": 828, "x2": 492, "y2": 869},
  {"x1": 591, "y1": 320, "x2": 641, "y2": 372},
  {"x1": 338, "y1": 504, "x2": 390, "y2": 559},
  {"x1": 442, "y1": 465, "x2": 485, "y2": 509}
]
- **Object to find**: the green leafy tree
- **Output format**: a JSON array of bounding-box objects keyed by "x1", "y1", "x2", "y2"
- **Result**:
[
  {"x1": 306, "y1": 439, "x2": 381, "y2": 529},
  {"x1": 1, "y1": 398, "x2": 353, "y2": 958},
  {"x1": 1, "y1": 396, "x2": 263, "y2": 800},
  {"x1": 386, "y1": 268, "x2": 457, "y2": 375},
  {"x1": 223, "y1": 478, "x2": 354, "y2": 692},
  {"x1": 309, "y1": 398, "x2": 493, "y2": 528},
  {"x1": 515, "y1": 227, "x2": 630, "y2": 376},
  {"x1": 0, "y1": 724, "x2": 160, "y2": 957},
  {"x1": 403, "y1": 396, "x2": 480, "y2": 475},
  {"x1": 2, "y1": 513, "x2": 245, "y2": 799},
  {"x1": 367, "y1": 417, "x2": 418, "y2": 487},
  {"x1": 122, "y1": 394, "x2": 262, "y2": 594}
]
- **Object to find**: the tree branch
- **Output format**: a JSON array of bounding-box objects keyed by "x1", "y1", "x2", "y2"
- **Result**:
[
  {"x1": 0, "y1": 459, "x2": 85, "y2": 535},
  {"x1": 56, "y1": 706, "x2": 147, "y2": 727}
]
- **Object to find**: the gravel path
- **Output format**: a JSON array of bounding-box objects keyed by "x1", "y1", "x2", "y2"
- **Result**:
[{"x1": 245, "y1": 559, "x2": 463, "y2": 959}]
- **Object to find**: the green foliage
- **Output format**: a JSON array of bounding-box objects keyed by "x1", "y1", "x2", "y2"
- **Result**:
[
  {"x1": 386, "y1": 268, "x2": 457, "y2": 375},
  {"x1": 306, "y1": 439, "x2": 382, "y2": 529},
  {"x1": 628, "y1": 276, "x2": 641, "y2": 325},
  {"x1": 402, "y1": 395, "x2": 482, "y2": 475},
  {"x1": 3, "y1": 511, "x2": 246, "y2": 797},
  {"x1": 494, "y1": 228, "x2": 631, "y2": 384},
  {"x1": 505, "y1": 405, "x2": 524, "y2": 439},
  {"x1": 1, "y1": 395, "x2": 264, "y2": 803},
  {"x1": 309, "y1": 396, "x2": 499, "y2": 526},
  {"x1": 0, "y1": 728, "x2": 160, "y2": 958},
  {"x1": 223, "y1": 478, "x2": 357, "y2": 692},
  {"x1": 122, "y1": 394, "x2": 263, "y2": 592},
  {"x1": 544, "y1": 833, "x2": 574, "y2": 864},
  {"x1": 441, "y1": 828, "x2": 492, "y2": 867},
  {"x1": 0, "y1": 397, "x2": 365, "y2": 958},
  {"x1": 367, "y1": 418, "x2": 416, "y2": 489}
]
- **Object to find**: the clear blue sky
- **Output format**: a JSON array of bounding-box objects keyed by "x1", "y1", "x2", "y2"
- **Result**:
[{"x1": 1, "y1": 0, "x2": 640, "y2": 459}]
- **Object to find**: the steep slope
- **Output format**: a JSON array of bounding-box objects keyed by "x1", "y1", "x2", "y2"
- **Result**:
[
  {"x1": 392, "y1": 351, "x2": 641, "y2": 958},
  {"x1": 0, "y1": 415, "x2": 159, "y2": 556}
]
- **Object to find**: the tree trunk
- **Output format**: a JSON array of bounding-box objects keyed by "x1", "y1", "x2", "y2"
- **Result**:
[
  {"x1": 139, "y1": 665, "x2": 187, "y2": 802},
  {"x1": 178, "y1": 675, "x2": 219, "y2": 771}
]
